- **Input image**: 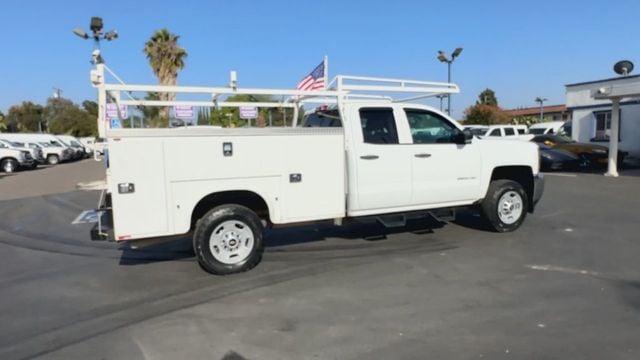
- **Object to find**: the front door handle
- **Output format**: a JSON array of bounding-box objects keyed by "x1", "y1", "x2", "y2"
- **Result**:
[
  {"x1": 414, "y1": 153, "x2": 432, "y2": 158},
  {"x1": 360, "y1": 155, "x2": 379, "y2": 160}
]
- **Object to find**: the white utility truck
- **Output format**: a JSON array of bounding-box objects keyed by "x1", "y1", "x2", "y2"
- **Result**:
[{"x1": 90, "y1": 61, "x2": 544, "y2": 275}]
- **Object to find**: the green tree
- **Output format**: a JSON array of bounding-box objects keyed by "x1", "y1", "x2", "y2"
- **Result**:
[
  {"x1": 478, "y1": 88, "x2": 498, "y2": 106},
  {"x1": 464, "y1": 104, "x2": 511, "y2": 125},
  {"x1": 82, "y1": 100, "x2": 99, "y2": 118},
  {"x1": 6, "y1": 101, "x2": 44, "y2": 132},
  {"x1": 143, "y1": 28, "x2": 188, "y2": 125},
  {"x1": 45, "y1": 98, "x2": 97, "y2": 136},
  {"x1": 0, "y1": 111, "x2": 6, "y2": 132}
]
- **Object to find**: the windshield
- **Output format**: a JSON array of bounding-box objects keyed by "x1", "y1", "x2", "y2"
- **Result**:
[
  {"x1": 12, "y1": 141, "x2": 25, "y2": 147},
  {"x1": 529, "y1": 128, "x2": 547, "y2": 135},
  {"x1": 470, "y1": 128, "x2": 488, "y2": 136},
  {"x1": 39, "y1": 142, "x2": 51, "y2": 147},
  {"x1": 548, "y1": 135, "x2": 574, "y2": 144}
]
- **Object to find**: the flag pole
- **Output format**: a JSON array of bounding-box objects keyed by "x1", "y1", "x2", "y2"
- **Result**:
[{"x1": 324, "y1": 55, "x2": 329, "y2": 90}]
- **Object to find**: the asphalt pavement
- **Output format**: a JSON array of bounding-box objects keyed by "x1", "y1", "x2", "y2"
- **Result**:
[{"x1": 0, "y1": 163, "x2": 639, "y2": 360}]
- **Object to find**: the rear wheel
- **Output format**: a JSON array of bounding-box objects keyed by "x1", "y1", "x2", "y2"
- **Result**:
[
  {"x1": 193, "y1": 204, "x2": 264, "y2": 275},
  {"x1": 1, "y1": 159, "x2": 18, "y2": 173},
  {"x1": 481, "y1": 180, "x2": 528, "y2": 232},
  {"x1": 47, "y1": 154, "x2": 59, "y2": 165}
]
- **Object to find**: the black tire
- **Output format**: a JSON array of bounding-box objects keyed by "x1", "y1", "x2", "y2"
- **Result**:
[
  {"x1": 47, "y1": 154, "x2": 59, "y2": 165},
  {"x1": 1, "y1": 159, "x2": 18, "y2": 173},
  {"x1": 480, "y1": 180, "x2": 528, "y2": 232},
  {"x1": 193, "y1": 204, "x2": 264, "y2": 275}
]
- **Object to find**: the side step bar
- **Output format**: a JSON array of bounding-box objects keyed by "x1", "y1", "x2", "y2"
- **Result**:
[{"x1": 375, "y1": 208, "x2": 457, "y2": 228}]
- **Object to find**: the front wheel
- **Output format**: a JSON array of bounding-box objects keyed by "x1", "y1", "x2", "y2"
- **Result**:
[
  {"x1": 193, "y1": 204, "x2": 264, "y2": 275},
  {"x1": 47, "y1": 154, "x2": 60, "y2": 165},
  {"x1": 1, "y1": 159, "x2": 18, "y2": 173},
  {"x1": 480, "y1": 180, "x2": 528, "y2": 232}
]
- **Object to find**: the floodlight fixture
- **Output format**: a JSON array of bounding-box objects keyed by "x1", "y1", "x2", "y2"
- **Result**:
[
  {"x1": 452, "y1": 47, "x2": 463, "y2": 59},
  {"x1": 437, "y1": 51, "x2": 449, "y2": 63},
  {"x1": 90, "y1": 17, "x2": 104, "y2": 35},
  {"x1": 73, "y1": 28, "x2": 89, "y2": 39},
  {"x1": 104, "y1": 30, "x2": 118, "y2": 41}
]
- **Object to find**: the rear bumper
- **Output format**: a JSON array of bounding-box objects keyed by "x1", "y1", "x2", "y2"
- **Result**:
[{"x1": 531, "y1": 173, "x2": 545, "y2": 211}]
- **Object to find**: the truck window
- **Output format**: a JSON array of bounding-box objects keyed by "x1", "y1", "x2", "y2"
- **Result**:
[
  {"x1": 488, "y1": 129, "x2": 501, "y2": 136},
  {"x1": 404, "y1": 109, "x2": 457, "y2": 144},
  {"x1": 517, "y1": 129, "x2": 525, "y2": 134},
  {"x1": 359, "y1": 108, "x2": 399, "y2": 144},
  {"x1": 504, "y1": 127, "x2": 515, "y2": 136}
]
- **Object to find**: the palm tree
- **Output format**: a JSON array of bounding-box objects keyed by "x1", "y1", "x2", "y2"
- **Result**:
[{"x1": 143, "y1": 28, "x2": 187, "y2": 123}]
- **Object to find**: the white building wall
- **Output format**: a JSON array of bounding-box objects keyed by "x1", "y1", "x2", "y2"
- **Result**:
[{"x1": 566, "y1": 76, "x2": 640, "y2": 157}]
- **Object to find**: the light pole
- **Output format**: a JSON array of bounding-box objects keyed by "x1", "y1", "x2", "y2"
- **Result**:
[
  {"x1": 437, "y1": 47, "x2": 463, "y2": 115},
  {"x1": 535, "y1": 97, "x2": 547, "y2": 123},
  {"x1": 435, "y1": 94, "x2": 447, "y2": 111}
]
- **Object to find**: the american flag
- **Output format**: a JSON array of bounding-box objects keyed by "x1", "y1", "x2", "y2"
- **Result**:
[{"x1": 296, "y1": 61, "x2": 326, "y2": 91}]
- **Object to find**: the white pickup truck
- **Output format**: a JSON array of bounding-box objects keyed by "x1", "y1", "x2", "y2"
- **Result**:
[{"x1": 91, "y1": 69, "x2": 544, "y2": 275}]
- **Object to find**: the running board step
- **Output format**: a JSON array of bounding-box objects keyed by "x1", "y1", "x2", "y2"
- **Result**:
[
  {"x1": 429, "y1": 209, "x2": 456, "y2": 223},
  {"x1": 376, "y1": 214, "x2": 407, "y2": 228}
]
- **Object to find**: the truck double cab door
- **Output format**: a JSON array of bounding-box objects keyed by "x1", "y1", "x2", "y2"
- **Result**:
[{"x1": 348, "y1": 104, "x2": 481, "y2": 213}]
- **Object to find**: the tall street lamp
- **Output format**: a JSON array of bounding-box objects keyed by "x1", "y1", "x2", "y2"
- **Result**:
[
  {"x1": 437, "y1": 47, "x2": 463, "y2": 115},
  {"x1": 535, "y1": 97, "x2": 547, "y2": 123}
]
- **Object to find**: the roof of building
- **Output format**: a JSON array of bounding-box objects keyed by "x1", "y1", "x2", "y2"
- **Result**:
[
  {"x1": 565, "y1": 74, "x2": 640, "y2": 87},
  {"x1": 504, "y1": 104, "x2": 567, "y2": 117}
]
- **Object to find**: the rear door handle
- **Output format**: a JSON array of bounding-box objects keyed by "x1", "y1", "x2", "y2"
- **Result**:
[
  {"x1": 414, "y1": 153, "x2": 432, "y2": 158},
  {"x1": 360, "y1": 155, "x2": 379, "y2": 160}
]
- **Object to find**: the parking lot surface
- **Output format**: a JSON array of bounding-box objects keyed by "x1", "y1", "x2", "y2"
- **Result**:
[{"x1": 0, "y1": 163, "x2": 639, "y2": 359}]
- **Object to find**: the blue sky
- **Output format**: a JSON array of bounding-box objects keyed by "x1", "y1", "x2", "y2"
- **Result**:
[{"x1": 1, "y1": 0, "x2": 639, "y2": 119}]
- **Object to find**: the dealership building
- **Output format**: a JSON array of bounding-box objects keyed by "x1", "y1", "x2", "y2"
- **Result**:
[{"x1": 565, "y1": 74, "x2": 640, "y2": 174}]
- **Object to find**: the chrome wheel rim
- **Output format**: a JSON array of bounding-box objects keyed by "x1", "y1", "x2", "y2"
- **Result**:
[
  {"x1": 3, "y1": 161, "x2": 15, "y2": 173},
  {"x1": 497, "y1": 191, "x2": 523, "y2": 225},
  {"x1": 209, "y1": 220, "x2": 254, "y2": 265}
]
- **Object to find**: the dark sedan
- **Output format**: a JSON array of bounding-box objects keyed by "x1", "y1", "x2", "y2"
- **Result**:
[
  {"x1": 537, "y1": 143, "x2": 587, "y2": 171},
  {"x1": 531, "y1": 134, "x2": 627, "y2": 167}
]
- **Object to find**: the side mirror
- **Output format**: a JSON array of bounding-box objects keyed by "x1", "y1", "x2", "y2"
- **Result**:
[
  {"x1": 454, "y1": 129, "x2": 473, "y2": 145},
  {"x1": 463, "y1": 128, "x2": 474, "y2": 143}
]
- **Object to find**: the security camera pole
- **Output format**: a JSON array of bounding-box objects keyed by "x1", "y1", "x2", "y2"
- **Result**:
[
  {"x1": 437, "y1": 47, "x2": 463, "y2": 116},
  {"x1": 73, "y1": 17, "x2": 118, "y2": 139}
]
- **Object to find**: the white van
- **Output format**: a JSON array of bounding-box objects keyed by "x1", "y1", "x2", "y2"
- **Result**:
[{"x1": 528, "y1": 121, "x2": 566, "y2": 135}]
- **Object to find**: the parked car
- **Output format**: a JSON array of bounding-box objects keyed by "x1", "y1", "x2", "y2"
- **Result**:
[
  {"x1": 0, "y1": 133, "x2": 73, "y2": 164},
  {"x1": 57, "y1": 135, "x2": 88, "y2": 158},
  {"x1": 531, "y1": 134, "x2": 627, "y2": 167},
  {"x1": 0, "y1": 143, "x2": 35, "y2": 173},
  {"x1": 0, "y1": 139, "x2": 41, "y2": 169},
  {"x1": 528, "y1": 121, "x2": 566, "y2": 135},
  {"x1": 537, "y1": 143, "x2": 587, "y2": 171}
]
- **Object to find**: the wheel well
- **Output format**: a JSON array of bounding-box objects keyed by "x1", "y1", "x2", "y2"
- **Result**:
[
  {"x1": 191, "y1": 191, "x2": 270, "y2": 229},
  {"x1": 1, "y1": 157, "x2": 18, "y2": 164},
  {"x1": 490, "y1": 166, "x2": 534, "y2": 212}
]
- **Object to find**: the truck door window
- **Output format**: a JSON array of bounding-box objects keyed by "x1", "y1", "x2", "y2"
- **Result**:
[
  {"x1": 359, "y1": 108, "x2": 399, "y2": 144},
  {"x1": 504, "y1": 127, "x2": 515, "y2": 136},
  {"x1": 488, "y1": 129, "x2": 501, "y2": 136},
  {"x1": 404, "y1": 109, "x2": 457, "y2": 144}
]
